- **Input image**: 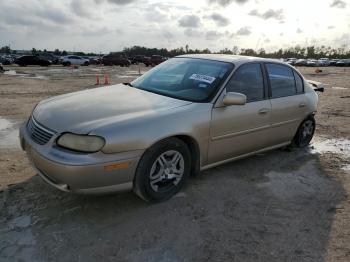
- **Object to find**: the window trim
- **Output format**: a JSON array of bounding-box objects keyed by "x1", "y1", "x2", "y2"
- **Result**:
[
  {"x1": 223, "y1": 62, "x2": 268, "y2": 104},
  {"x1": 292, "y1": 70, "x2": 305, "y2": 94},
  {"x1": 263, "y1": 62, "x2": 304, "y2": 99}
]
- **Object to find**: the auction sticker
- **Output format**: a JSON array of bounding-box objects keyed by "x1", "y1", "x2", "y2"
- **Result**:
[{"x1": 189, "y1": 74, "x2": 216, "y2": 84}]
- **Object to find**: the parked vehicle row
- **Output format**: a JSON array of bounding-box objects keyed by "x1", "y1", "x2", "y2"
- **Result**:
[
  {"x1": 0, "y1": 53, "x2": 167, "y2": 67},
  {"x1": 286, "y1": 57, "x2": 350, "y2": 67},
  {"x1": 2, "y1": 53, "x2": 349, "y2": 67}
]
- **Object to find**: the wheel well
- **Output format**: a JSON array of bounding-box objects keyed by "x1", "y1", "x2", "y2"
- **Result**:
[{"x1": 174, "y1": 135, "x2": 200, "y2": 176}]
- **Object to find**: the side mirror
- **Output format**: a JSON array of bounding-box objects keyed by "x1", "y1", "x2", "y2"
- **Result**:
[{"x1": 223, "y1": 92, "x2": 247, "y2": 106}]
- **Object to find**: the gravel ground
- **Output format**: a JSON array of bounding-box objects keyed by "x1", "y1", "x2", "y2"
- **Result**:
[{"x1": 0, "y1": 65, "x2": 349, "y2": 262}]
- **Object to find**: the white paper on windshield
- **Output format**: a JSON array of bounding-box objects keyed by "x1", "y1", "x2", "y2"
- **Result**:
[{"x1": 189, "y1": 74, "x2": 216, "y2": 84}]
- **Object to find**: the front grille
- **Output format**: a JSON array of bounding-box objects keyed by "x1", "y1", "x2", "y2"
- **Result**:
[{"x1": 27, "y1": 117, "x2": 56, "y2": 145}]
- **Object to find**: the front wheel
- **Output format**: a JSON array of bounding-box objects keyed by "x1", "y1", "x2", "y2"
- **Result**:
[
  {"x1": 293, "y1": 116, "x2": 316, "y2": 147},
  {"x1": 133, "y1": 138, "x2": 191, "y2": 202}
]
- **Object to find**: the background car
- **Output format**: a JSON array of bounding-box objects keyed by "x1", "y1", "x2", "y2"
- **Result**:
[
  {"x1": 0, "y1": 55, "x2": 12, "y2": 65},
  {"x1": 294, "y1": 59, "x2": 307, "y2": 66},
  {"x1": 15, "y1": 55, "x2": 52, "y2": 66},
  {"x1": 131, "y1": 55, "x2": 146, "y2": 64},
  {"x1": 89, "y1": 56, "x2": 102, "y2": 65},
  {"x1": 62, "y1": 55, "x2": 89, "y2": 66},
  {"x1": 318, "y1": 58, "x2": 330, "y2": 66},
  {"x1": 143, "y1": 55, "x2": 166, "y2": 67},
  {"x1": 329, "y1": 59, "x2": 339, "y2": 66},
  {"x1": 285, "y1": 58, "x2": 297, "y2": 66},
  {"x1": 336, "y1": 59, "x2": 350, "y2": 67},
  {"x1": 102, "y1": 54, "x2": 131, "y2": 66},
  {"x1": 306, "y1": 59, "x2": 319, "y2": 67},
  {"x1": 38, "y1": 53, "x2": 59, "y2": 64}
]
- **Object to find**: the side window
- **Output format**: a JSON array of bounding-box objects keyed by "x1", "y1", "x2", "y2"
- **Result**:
[
  {"x1": 225, "y1": 63, "x2": 264, "y2": 102},
  {"x1": 266, "y1": 63, "x2": 296, "y2": 98},
  {"x1": 293, "y1": 71, "x2": 304, "y2": 94}
]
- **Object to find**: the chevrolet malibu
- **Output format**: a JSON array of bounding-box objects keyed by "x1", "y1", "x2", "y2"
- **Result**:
[{"x1": 20, "y1": 54, "x2": 319, "y2": 202}]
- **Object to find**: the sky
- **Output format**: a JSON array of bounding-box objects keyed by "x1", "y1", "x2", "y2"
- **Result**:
[{"x1": 0, "y1": 0, "x2": 349, "y2": 53}]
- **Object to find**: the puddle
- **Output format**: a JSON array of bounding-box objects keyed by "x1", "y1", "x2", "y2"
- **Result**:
[
  {"x1": 310, "y1": 139, "x2": 350, "y2": 157},
  {"x1": 0, "y1": 118, "x2": 20, "y2": 149},
  {"x1": 332, "y1": 86, "x2": 348, "y2": 90},
  {"x1": 115, "y1": 74, "x2": 134, "y2": 78},
  {"x1": 2, "y1": 213, "x2": 37, "y2": 260},
  {"x1": 342, "y1": 164, "x2": 350, "y2": 173},
  {"x1": 258, "y1": 160, "x2": 331, "y2": 200},
  {"x1": 4, "y1": 70, "x2": 23, "y2": 76},
  {"x1": 3, "y1": 70, "x2": 47, "y2": 80}
]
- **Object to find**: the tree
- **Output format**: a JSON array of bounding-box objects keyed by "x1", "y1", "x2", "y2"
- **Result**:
[{"x1": 0, "y1": 46, "x2": 11, "y2": 54}]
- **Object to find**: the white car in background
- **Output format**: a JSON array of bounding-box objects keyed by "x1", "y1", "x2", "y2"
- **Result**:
[
  {"x1": 318, "y1": 58, "x2": 330, "y2": 66},
  {"x1": 62, "y1": 55, "x2": 89, "y2": 66}
]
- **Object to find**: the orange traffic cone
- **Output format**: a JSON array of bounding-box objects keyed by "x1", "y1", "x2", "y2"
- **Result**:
[
  {"x1": 95, "y1": 75, "x2": 100, "y2": 85},
  {"x1": 104, "y1": 74, "x2": 110, "y2": 85}
]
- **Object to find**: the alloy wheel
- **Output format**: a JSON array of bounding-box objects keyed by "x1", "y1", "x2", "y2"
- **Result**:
[{"x1": 149, "y1": 150, "x2": 185, "y2": 192}]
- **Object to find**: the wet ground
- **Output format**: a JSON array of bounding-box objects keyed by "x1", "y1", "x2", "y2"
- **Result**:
[{"x1": 0, "y1": 65, "x2": 349, "y2": 261}]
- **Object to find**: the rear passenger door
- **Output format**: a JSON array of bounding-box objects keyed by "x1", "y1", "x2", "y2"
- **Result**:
[{"x1": 264, "y1": 63, "x2": 308, "y2": 144}]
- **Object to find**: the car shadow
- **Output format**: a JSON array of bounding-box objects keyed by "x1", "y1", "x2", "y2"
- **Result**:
[{"x1": 0, "y1": 147, "x2": 346, "y2": 262}]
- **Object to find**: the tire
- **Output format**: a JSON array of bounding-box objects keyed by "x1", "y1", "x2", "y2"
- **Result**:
[
  {"x1": 133, "y1": 138, "x2": 191, "y2": 202},
  {"x1": 84, "y1": 62, "x2": 89, "y2": 66},
  {"x1": 292, "y1": 116, "x2": 316, "y2": 148},
  {"x1": 63, "y1": 61, "x2": 71, "y2": 66}
]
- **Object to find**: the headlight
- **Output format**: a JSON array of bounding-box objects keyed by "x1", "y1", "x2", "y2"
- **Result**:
[{"x1": 57, "y1": 133, "x2": 105, "y2": 153}]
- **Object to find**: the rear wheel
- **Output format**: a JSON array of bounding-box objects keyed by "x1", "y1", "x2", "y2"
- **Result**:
[
  {"x1": 293, "y1": 116, "x2": 315, "y2": 147},
  {"x1": 133, "y1": 138, "x2": 191, "y2": 202}
]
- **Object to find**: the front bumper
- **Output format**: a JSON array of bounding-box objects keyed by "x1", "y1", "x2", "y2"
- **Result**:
[{"x1": 19, "y1": 122, "x2": 143, "y2": 194}]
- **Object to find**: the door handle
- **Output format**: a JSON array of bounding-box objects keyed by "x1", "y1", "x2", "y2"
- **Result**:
[
  {"x1": 299, "y1": 103, "x2": 306, "y2": 108},
  {"x1": 258, "y1": 108, "x2": 269, "y2": 114}
]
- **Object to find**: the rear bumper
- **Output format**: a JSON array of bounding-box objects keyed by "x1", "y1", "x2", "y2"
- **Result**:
[{"x1": 20, "y1": 123, "x2": 142, "y2": 194}]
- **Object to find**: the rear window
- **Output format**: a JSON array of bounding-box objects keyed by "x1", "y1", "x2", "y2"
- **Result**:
[
  {"x1": 266, "y1": 63, "x2": 296, "y2": 98},
  {"x1": 294, "y1": 71, "x2": 304, "y2": 94}
]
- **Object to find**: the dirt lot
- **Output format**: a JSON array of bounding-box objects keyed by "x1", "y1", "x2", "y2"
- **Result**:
[{"x1": 0, "y1": 64, "x2": 349, "y2": 262}]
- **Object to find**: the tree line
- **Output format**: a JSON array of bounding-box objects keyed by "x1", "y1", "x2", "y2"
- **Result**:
[{"x1": 1, "y1": 45, "x2": 349, "y2": 59}]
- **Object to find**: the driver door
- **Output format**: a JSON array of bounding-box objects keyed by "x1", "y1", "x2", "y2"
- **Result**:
[{"x1": 208, "y1": 63, "x2": 273, "y2": 164}]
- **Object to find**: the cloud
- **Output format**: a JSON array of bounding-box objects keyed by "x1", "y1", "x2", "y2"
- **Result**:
[
  {"x1": 328, "y1": 25, "x2": 335, "y2": 29},
  {"x1": 236, "y1": 26, "x2": 251, "y2": 36},
  {"x1": 333, "y1": 33, "x2": 350, "y2": 46},
  {"x1": 71, "y1": 0, "x2": 93, "y2": 17},
  {"x1": 105, "y1": 0, "x2": 138, "y2": 5},
  {"x1": 330, "y1": 0, "x2": 347, "y2": 8},
  {"x1": 144, "y1": 7, "x2": 169, "y2": 22},
  {"x1": 184, "y1": 28, "x2": 202, "y2": 37},
  {"x1": 205, "y1": 30, "x2": 223, "y2": 40},
  {"x1": 179, "y1": 15, "x2": 201, "y2": 28},
  {"x1": 249, "y1": 8, "x2": 284, "y2": 21},
  {"x1": 296, "y1": 28, "x2": 303, "y2": 34},
  {"x1": 208, "y1": 0, "x2": 249, "y2": 7},
  {"x1": 205, "y1": 13, "x2": 230, "y2": 26}
]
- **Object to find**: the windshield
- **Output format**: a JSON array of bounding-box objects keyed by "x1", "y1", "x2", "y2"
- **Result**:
[{"x1": 131, "y1": 57, "x2": 234, "y2": 102}]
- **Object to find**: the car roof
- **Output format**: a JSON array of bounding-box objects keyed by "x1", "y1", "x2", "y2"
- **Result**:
[{"x1": 176, "y1": 54, "x2": 286, "y2": 66}]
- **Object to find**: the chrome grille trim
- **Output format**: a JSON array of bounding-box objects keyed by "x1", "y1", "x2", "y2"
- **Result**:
[{"x1": 27, "y1": 117, "x2": 56, "y2": 145}]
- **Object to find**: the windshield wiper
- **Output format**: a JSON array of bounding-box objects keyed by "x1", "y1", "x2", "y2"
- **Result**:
[{"x1": 123, "y1": 82, "x2": 133, "y2": 87}]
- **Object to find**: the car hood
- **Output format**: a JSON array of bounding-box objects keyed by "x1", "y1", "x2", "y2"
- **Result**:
[{"x1": 33, "y1": 84, "x2": 192, "y2": 133}]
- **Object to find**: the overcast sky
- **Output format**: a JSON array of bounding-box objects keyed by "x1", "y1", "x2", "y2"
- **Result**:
[{"x1": 0, "y1": 0, "x2": 349, "y2": 53}]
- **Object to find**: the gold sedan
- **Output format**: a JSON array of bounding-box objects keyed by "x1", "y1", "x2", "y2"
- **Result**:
[{"x1": 19, "y1": 54, "x2": 319, "y2": 202}]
